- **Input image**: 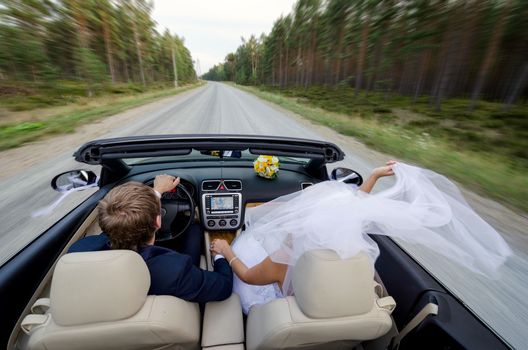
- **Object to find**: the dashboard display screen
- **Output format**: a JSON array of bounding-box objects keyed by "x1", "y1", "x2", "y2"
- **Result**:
[{"x1": 211, "y1": 196, "x2": 234, "y2": 211}]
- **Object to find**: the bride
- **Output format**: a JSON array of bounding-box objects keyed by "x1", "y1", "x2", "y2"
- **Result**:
[{"x1": 209, "y1": 161, "x2": 512, "y2": 314}]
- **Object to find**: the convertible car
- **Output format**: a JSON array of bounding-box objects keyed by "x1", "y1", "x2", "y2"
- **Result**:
[{"x1": 0, "y1": 135, "x2": 509, "y2": 349}]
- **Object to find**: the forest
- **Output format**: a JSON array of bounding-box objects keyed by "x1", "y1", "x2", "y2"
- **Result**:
[
  {"x1": 204, "y1": 0, "x2": 527, "y2": 111},
  {"x1": 0, "y1": 0, "x2": 197, "y2": 110}
]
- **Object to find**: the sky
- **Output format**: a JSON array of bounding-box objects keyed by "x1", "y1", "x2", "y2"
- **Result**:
[{"x1": 152, "y1": 0, "x2": 297, "y2": 75}]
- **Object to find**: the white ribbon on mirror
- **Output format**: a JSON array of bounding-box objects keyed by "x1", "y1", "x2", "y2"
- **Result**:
[{"x1": 32, "y1": 175, "x2": 99, "y2": 218}]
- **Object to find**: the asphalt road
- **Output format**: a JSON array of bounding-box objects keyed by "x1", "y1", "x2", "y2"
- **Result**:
[{"x1": 0, "y1": 82, "x2": 526, "y2": 348}]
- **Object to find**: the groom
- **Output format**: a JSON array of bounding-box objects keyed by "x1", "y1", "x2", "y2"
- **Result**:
[{"x1": 69, "y1": 175, "x2": 233, "y2": 303}]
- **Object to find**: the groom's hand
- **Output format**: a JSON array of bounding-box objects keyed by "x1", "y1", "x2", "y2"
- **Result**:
[{"x1": 154, "y1": 174, "x2": 180, "y2": 193}]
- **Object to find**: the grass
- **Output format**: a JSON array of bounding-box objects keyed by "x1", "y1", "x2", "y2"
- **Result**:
[
  {"x1": 0, "y1": 82, "x2": 203, "y2": 150},
  {"x1": 234, "y1": 84, "x2": 528, "y2": 214},
  {"x1": 0, "y1": 81, "x2": 188, "y2": 111}
]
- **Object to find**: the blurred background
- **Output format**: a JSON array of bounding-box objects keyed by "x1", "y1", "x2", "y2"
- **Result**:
[{"x1": 0, "y1": 0, "x2": 527, "y2": 348}]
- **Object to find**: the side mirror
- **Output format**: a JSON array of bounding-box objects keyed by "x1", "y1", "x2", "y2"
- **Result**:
[
  {"x1": 330, "y1": 167, "x2": 363, "y2": 186},
  {"x1": 51, "y1": 170, "x2": 98, "y2": 192}
]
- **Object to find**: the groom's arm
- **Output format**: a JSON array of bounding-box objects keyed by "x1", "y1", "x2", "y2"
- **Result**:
[{"x1": 175, "y1": 256, "x2": 233, "y2": 303}]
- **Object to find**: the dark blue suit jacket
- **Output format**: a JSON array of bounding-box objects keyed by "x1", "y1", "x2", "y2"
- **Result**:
[{"x1": 68, "y1": 234, "x2": 233, "y2": 303}]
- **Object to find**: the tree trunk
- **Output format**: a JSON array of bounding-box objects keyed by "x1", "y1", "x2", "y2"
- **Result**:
[
  {"x1": 366, "y1": 36, "x2": 383, "y2": 96},
  {"x1": 296, "y1": 45, "x2": 302, "y2": 86},
  {"x1": 451, "y1": 1, "x2": 478, "y2": 97},
  {"x1": 124, "y1": 60, "x2": 130, "y2": 82},
  {"x1": 284, "y1": 45, "x2": 289, "y2": 87},
  {"x1": 301, "y1": 47, "x2": 307, "y2": 87},
  {"x1": 171, "y1": 44, "x2": 178, "y2": 87},
  {"x1": 468, "y1": 2, "x2": 510, "y2": 111},
  {"x1": 334, "y1": 19, "x2": 345, "y2": 86},
  {"x1": 100, "y1": 8, "x2": 116, "y2": 83},
  {"x1": 413, "y1": 50, "x2": 432, "y2": 103},
  {"x1": 71, "y1": 0, "x2": 93, "y2": 96},
  {"x1": 324, "y1": 56, "x2": 331, "y2": 85},
  {"x1": 355, "y1": 14, "x2": 370, "y2": 96},
  {"x1": 279, "y1": 46, "x2": 283, "y2": 88},
  {"x1": 430, "y1": 9, "x2": 458, "y2": 111},
  {"x1": 308, "y1": 20, "x2": 317, "y2": 87},
  {"x1": 132, "y1": 16, "x2": 146, "y2": 86},
  {"x1": 503, "y1": 62, "x2": 528, "y2": 110},
  {"x1": 367, "y1": 0, "x2": 391, "y2": 96},
  {"x1": 433, "y1": 24, "x2": 460, "y2": 112}
]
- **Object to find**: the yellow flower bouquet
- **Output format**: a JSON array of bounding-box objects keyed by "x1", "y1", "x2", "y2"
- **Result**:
[{"x1": 253, "y1": 155, "x2": 280, "y2": 179}]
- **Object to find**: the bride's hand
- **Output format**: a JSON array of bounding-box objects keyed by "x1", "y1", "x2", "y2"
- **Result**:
[
  {"x1": 372, "y1": 160, "x2": 396, "y2": 178},
  {"x1": 210, "y1": 239, "x2": 230, "y2": 256}
]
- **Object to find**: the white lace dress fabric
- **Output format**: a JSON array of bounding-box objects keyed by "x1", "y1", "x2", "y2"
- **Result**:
[
  {"x1": 231, "y1": 232, "x2": 283, "y2": 314},
  {"x1": 231, "y1": 163, "x2": 512, "y2": 314}
]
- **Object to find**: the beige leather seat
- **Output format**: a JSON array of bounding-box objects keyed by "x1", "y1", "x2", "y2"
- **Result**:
[
  {"x1": 246, "y1": 250, "x2": 395, "y2": 350},
  {"x1": 18, "y1": 250, "x2": 200, "y2": 350}
]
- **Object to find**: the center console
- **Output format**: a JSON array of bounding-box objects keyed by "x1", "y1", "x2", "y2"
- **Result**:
[{"x1": 201, "y1": 180, "x2": 243, "y2": 230}]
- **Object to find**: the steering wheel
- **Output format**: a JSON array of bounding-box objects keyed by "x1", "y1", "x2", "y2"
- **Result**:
[{"x1": 156, "y1": 184, "x2": 195, "y2": 242}]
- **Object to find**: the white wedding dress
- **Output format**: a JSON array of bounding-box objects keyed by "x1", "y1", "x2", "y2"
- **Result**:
[{"x1": 231, "y1": 163, "x2": 512, "y2": 314}]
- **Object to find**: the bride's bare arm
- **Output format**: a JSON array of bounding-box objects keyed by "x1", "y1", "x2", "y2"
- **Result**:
[
  {"x1": 359, "y1": 160, "x2": 396, "y2": 193},
  {"x1": 210, "y1": 239, "x2": 287, "y2": 287}
]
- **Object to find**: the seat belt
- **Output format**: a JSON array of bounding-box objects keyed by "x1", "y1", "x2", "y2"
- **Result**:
[
  {"x1": 21, "y1": 314, "x2": 49, "y2": 334},
  {"x1": 30, "y1": 298, "x2": 50, "y2": 314},
  {"x1": 377, "y1": 296, "x2": 397, "y2": 313},
  {"x1": 391, "y1": 302, "x2": 438, "y2": 350},
  {"x1": 20, "y1": 298, "x2": 52, "y2": 335}
]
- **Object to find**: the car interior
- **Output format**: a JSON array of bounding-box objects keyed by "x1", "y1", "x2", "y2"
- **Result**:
[{"x1": 0, "y1": 136, "x2": 510, "y2": 350}]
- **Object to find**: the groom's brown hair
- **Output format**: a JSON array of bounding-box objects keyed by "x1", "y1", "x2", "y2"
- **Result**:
[{"x1": 97, "y1": 182, "x2": 161, "y2": 251}]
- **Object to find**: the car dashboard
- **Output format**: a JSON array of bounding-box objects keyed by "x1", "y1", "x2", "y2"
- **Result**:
[
  {"x1": 201, "y1": 180, "x2": 243, "y2": 230},
  {"x1": 131, "y1": 162, "x2": 323, "y2": 232}
]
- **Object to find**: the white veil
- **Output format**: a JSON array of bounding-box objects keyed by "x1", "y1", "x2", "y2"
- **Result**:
[{"x1": 242, "y1": 162, "x2": 512, "y2": 295}]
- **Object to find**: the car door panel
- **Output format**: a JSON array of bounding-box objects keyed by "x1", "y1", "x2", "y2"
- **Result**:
[
  {"x1": 0, "y1": 189, "x2": 108, "y2": 348},
  {"x1": 400, "y1": 290, "x2": 508, "y2": 349},
  {"x1": 372, "y1": 235, "x2": 509, "y2": 349},
  {"x1": 372, "y1": 235, "x2": 446, "y2": 326}
]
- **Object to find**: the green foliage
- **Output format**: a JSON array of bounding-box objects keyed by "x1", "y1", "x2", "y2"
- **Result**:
[
  {"x1": 204, "y1": 0, "x2": 527, "y2": 109},
  {"x1": 74, "y1": 47, "x2": 108, "y2": 87},
  {"x1": 0, "y1": 80, "x2": 180, "y2": 111},
  {"x1": 0, "y1": 0, "x2": 196, "y2": 89},
  {"x1": 202, "y1": 64, "x2": 226, "y2": 81}
]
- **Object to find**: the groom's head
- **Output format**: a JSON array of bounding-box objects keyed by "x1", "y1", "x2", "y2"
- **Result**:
[{"x1": 97, "y1": 182, "x2": 161, "y2": 251}]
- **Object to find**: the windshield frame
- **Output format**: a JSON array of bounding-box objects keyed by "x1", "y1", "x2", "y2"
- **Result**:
[{"x1": 122, "y1": 149, "x2": 311, "y2": 166}]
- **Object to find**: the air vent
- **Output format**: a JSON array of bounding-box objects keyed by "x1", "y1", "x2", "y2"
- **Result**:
[
  {"x1": 301, "y1": 182, "x2": 314, "y2": 190},
  {"x1": 224, "y1": 180, "x2": 242, "y2": 190},
  {"x1": 202, "y1": 180, "x2": 221, "y2": 191}
]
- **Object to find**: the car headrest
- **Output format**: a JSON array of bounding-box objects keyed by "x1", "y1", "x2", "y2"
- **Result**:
[
  {"x1": 293, "y1": 250, "x2": 374, "y2": 318},
  {"x1": 50, "y1": 250, "x2": 150, "y2": 326}
]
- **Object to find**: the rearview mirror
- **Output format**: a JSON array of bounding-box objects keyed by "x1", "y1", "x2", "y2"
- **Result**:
[
  {"x1": 51, "y1": 170, "x2": 98, "y2": 192},
  {"x1": 331, "y1": 167, "x2": 363, "y2": 186},
  {"x1": 200, "y1": 150, "x2": 242, "y2": 158}
]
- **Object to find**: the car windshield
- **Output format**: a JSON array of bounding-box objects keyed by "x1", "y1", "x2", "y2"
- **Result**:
[
  {"x1": 1, "y1": 0, "x2": 526, "y2": 348},
  {"x1": 123, "y1": 150, "x2": 310, "y2": 166}
]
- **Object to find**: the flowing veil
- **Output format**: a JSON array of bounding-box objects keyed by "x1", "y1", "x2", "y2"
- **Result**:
[{"x1": 238, "y1": 163, "x2": 512, "y2": 298}]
